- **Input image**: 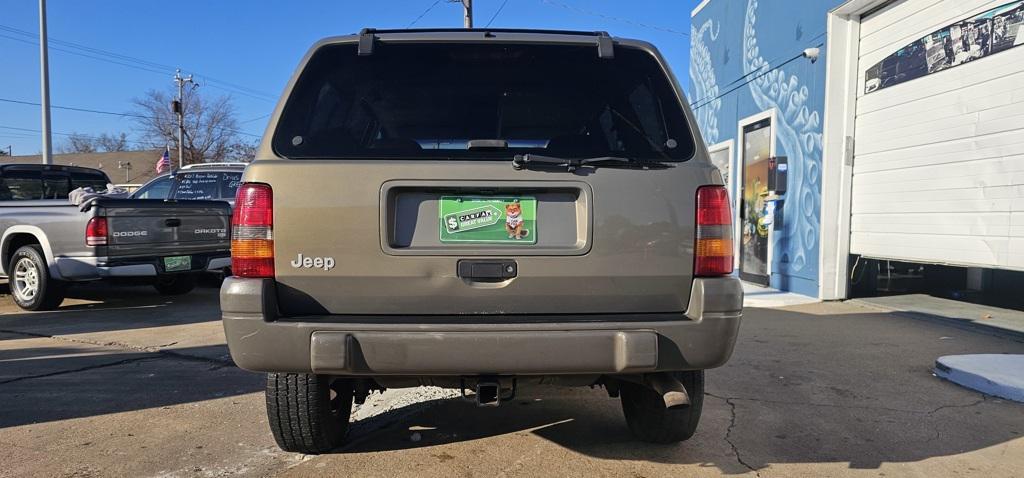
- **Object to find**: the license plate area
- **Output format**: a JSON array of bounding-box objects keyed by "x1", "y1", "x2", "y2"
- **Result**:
[
  {"x1": 440, "y1": 196, "x2": 537, "y2": 244},
  {"x1": 163, "y1": 255, "x2": 192, "y2": 272},
  {"x1": 380, "y1": 180, "x2": 592, "y2": 256}
]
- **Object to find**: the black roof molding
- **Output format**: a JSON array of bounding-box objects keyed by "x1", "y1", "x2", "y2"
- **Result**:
[{"x1": 354, "y1": 28, "x2": 615, "y2": 58}]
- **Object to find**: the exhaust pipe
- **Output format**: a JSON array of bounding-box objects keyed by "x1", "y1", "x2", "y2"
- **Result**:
[{"x1": 646, "y1": 373, "x2": 690, "y2": 409}]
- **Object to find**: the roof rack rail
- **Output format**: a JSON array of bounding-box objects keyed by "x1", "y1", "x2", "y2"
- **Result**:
[
  {"x1": 352, "y1": 28, "x2": 615, "y2": 58},
  {"x1": 180, "y1": 162, "x2": 249, "y2": 170}
]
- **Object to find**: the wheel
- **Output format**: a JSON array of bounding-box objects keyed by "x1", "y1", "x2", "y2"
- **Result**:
[
  {"x1": 265, "y1": 373, "x2": 353, "y2": 454},
  {"x1": 8, "y1": 245, "x2": 65, "y2": 311},
  {"x1": 620, "y1": 371, "x2": 704, "y2": 443},
  {"x1": 153, "y1": 273, "x2": 197, "y2": 295}
]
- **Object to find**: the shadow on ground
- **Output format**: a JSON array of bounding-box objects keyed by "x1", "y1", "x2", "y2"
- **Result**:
[
  {"x1": 320, "y1": 306, "x2": 1024, "y2": 474},
  {"x1": 0, "y1": 344, "x2": 262, "y2": 429},
  {"x1": 0, "y1": 281, "x2": 221, "y2": 339}
]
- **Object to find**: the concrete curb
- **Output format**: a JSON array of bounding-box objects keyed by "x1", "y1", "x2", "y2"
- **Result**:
[
  {"x1": 934, "y1": 354, "x2": 1024, "y2": 403},
  {"x1": 847, "y1": 299, "x2": 1024, "y2": 343}
]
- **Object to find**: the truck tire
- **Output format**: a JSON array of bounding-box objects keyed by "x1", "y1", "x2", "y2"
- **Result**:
[
  {"x1": 620, "y1": 370, "x2": 704, "y2": 443},
  {"x1": 153, "y1": 273, "x2": 197, "y2": 295},
  {"x1": 266, "y1": 373, "x2": 353, "y2": 454},
  {"x1": 8, "y1": 245, "x2": 65, "y2": 311}
]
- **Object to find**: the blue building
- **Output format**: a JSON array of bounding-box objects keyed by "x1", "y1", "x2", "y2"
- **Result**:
[{"x1": 690, "y1": 0, "x2": 1024, "y2": 300}]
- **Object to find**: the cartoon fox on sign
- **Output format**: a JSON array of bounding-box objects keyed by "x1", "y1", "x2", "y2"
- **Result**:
[{"x1": 505, "y1": 201, "x2": 529, "y2": 239}]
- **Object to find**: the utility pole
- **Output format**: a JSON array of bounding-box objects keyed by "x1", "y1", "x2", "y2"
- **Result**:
[
  {"x1": 4, "y1": 145, "x2": 11, "y2": 156},
  {"x1": 462, "y1": 0, "x2": 473, "y2": 28},
  {"x1": 39, "y1": 0, "x2": 53, "y2": 165},
  {"x1": 172, "y1": 69, "x2": 196, "y2": 171}
]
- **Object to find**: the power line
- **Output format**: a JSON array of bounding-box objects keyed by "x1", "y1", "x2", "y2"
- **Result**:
[
  {"x1": 539, "y1": 0, "x2": 689, "y2": 37},
  {"x1": 239, "y1": 113, "x2": 271, "y2": 124},
  {"x1": 0, "y1": 25, "x2": 277, "y2": 102},
  {"x1": 689, "y1": 44, "x2": 822, "y2": 111},
  {"x1": 0, "y1": 97, "x2": 262, "y2": 138},
  {"x1": 718, "y1": 31, "x2": 826, "y2": 91},
  {"x1": 407, "y1": 0, "x2": 444, "y2": 28},
  {"x1": 0, "y1": 124, "x2": 153, "y2": 147},
  {"x1": 485, "y1": 0, "x2": 510, "y2": 28}
]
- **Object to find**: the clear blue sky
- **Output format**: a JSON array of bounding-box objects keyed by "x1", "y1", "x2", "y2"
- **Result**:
[{"x1": 0, "y1": 0, "x2": 697, "y2": 156}]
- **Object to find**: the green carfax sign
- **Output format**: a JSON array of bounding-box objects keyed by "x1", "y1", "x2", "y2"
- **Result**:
[{"x1": 439, "y1": 196, "x2": 537, "y2": 244}]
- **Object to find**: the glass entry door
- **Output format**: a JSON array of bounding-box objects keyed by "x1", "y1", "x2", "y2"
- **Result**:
[{"x1": 739, "y1": 118, "x2": 772, "y2": 286}]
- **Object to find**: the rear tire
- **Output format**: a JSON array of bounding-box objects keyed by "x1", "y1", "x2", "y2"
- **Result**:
[
  {"x1": 266, "y1": 373, "x2": 353, "y2": 454},
  {"x1": 8, "y1": 245, "x2": 65, "y2": 311},
  {"x1": 620, "y1": 371, "x2": 704, "y2": 443},
  {"x1": 153, "y1": 273, "x2": 197, "y2": 295}
]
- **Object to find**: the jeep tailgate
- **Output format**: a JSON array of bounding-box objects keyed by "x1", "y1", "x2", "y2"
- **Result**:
[{"x1": 248, "y1": 160, "x2": 718, "y2": 316}]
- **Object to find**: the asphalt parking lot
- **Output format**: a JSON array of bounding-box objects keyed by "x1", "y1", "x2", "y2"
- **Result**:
[{"x1": 1, "y1": 283, "x2": 1022, "y2": 477}]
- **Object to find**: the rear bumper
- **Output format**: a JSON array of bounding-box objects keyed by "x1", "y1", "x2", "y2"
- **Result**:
[
  {"x1": 54, "y1": 252, "x2": 231, "y2": 280},
  {"x1": 221, "y1": 276, "x2": 744, "y2": 375}
]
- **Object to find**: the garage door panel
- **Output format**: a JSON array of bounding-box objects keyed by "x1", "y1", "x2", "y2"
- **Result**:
[
  {"x1": 853, "y1": 172, "x2": 1014, "y2": 194},
  {"x1": 851, "y1": 186, "x2": 1015, "y2": 209},
  {"x1": 859, "y1": 0, "x2": 1000, "y2": 62},
  {"x1": 1008, "y1": 238, "x2": 1024, "y2": 269},
  {"x1": 852, "y1": 198, "x2": 1012, "y2": 215},
  {"x1": 853, "y1": 155, "x2": 1024, "y2": 186},
  {"x1": 857, "y1": 48, "x2": 1024, "y2": 112},
  {"x1": 859, "y1": 111, "x2": 1024, "y2": 156},
  {"x1": 851, "y1": 232, "x2": 1008, "y2": 266},
  {"x1": 853, "y1": 212, "x2": 1009, "y2": 236},
  {"x1": 851, "y1": 0, "x2": 1024, "y2": 270},
  {"x1": 854, "y1": 132, "x2": 1024, "y2": 173},
  {"x1": 856, "y1": 123, "x2": 979, "y2": 156},
  {"x1": 856, "y1": 82, "x2": 1024, "y2": 135}
]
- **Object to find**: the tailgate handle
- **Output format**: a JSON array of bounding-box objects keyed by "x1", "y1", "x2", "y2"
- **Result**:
[
  {"x1": 458, "y1": 259, "x2": 517, "y2": 281},
  {"x1": 165, "y1": 218, "x2": 181, "y2": 227}
]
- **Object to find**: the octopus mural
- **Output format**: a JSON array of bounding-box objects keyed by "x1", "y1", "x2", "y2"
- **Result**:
[
  {"x1": 742, "y1": 0, "x2": 822, "y2": 276},
  {"x1": 689, "y1": 18, "x2": 722, "y2": 146}
]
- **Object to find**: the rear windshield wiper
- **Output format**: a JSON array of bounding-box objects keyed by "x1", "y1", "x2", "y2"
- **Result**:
[{"x1": 512, "y1": 154, "x2": 670, "y2": 171}]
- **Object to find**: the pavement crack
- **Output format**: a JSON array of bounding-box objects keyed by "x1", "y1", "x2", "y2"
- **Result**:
[
  {"x1": 706, "y1": 392, "x2": 761, "y2": 477},
  {"x1": 0, "y1": 356, "x2": 158, "y2": 385},
  {"x1": 925, "y1": 395, "x2": 988, "y2": 415},
  {"x1": 704, "y1": 391, "x2": 989, "y2": 416}
]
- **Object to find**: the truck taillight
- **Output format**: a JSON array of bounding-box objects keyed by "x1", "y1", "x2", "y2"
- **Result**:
[
  {"x1": 86, "y1": 217, "x2": 108, "y2": 246},
  {"x1": 232, "y1": 183, "x2": 274, "y2": 278},
  {"x1": 695, "y1": 186, "x2": 733, "y2": 277}
]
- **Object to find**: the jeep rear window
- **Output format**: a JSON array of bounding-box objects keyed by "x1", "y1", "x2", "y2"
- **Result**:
[{"x1": 273, "y1": 42, "x2": 695, "y2": 161}]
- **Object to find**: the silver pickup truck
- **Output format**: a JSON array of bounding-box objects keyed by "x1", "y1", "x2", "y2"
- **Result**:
[{"x1": 0, "y1": 163, "x2": 232, "y2": 310}]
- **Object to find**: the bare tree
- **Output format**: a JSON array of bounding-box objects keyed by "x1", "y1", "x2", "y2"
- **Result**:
[
  {"x1": 132, "y1": 86, "x2": 243, "y2": 164},
  {"x1": 59, "y1": 132, "x2": 134, "y2": 153},
  {"x1": 227, "y1": 140, "x2": 258, "y2": 162},
  {"x1": 59, "y1": 133, "x2": 98, "y2": 154},
  {"x1": 95, "y1": 132, "x2": 130, "y2": 152}
]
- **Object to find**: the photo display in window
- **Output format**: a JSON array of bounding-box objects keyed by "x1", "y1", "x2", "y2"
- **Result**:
[{"x1": 865, "y1": 1, "x2": 1024, "y2": 94}]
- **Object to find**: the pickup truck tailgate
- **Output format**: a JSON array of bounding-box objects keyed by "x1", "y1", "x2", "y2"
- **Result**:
[{"x1": 94, "y1": 199, "x2": 231, "y2": 258}]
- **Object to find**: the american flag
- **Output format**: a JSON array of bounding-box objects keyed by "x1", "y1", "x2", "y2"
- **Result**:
[{"x1": 156, "y1": 148, "x2": 171, "y2": 174}]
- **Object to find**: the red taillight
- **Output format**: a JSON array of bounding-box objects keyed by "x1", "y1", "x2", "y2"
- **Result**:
[
  {"x1": 231, "y1": 183, "x2": 274, "y2": 278},
  {"x1": 86, "y1": 217, "x2": 108, "y2": 246},
  {"x1": 695, "y1": 186, "x2": 734, "y2": 277}
]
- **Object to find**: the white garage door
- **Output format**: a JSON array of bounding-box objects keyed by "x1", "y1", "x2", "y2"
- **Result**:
[{"x1": 851, "y1": 0, "x2": 1024, "y2": 270}]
